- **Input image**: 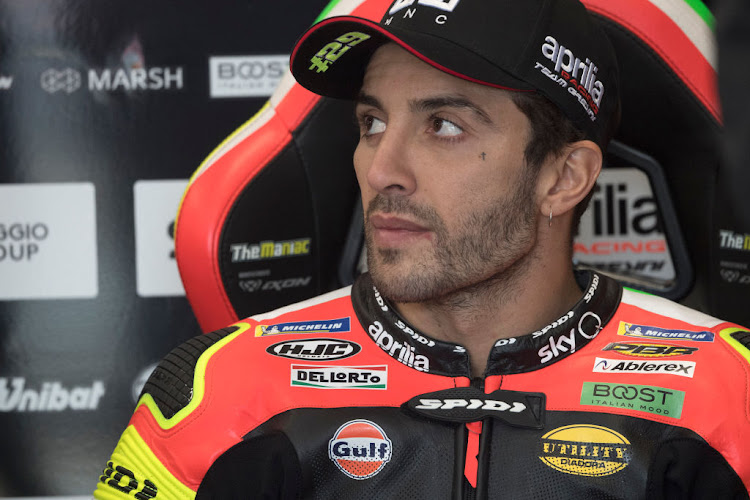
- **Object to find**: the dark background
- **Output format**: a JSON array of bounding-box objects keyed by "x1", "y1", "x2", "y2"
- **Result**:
[{"x1": 0, "y1": 1, "x2": 329, "y2": 495}]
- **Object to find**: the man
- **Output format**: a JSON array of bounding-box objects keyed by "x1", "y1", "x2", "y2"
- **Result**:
[{"x1": 94, "y1": 0, "x2": 750, "y2": 498}]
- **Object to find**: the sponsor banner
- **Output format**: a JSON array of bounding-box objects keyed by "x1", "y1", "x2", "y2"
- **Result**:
[
  {"x1": 574, "y1": 168, "x2": 674, "y2": 281},
  {"x1": 266, "y1": 338, "x2": 361, "y2": 361},
  {"x1": 539, "y1": 424, "x2": 631, "y2": 477},
  {"x1": 719, "y1": 229, "x2": 750, "y2": 252},
  {"x1": 255, "y1": 317, "x2": 350, "y2": 337},
  {"x1": 209, "y1": 55, "x2": 288, "y2": 98},
  {"x1": 328, "y1": 419, "x2": 392, "y2": 480},
  {"x1": 41, "y1": 66, "x2": 184, "y2": 94},
  {"x1": 593, "y1": 357, "x2": 695, "y2": 377},
  {"x1": 580, "y1": 382, "x2": 684, "y2": 418},
  {"x1": 291, "y1": 365, "x2": 387, "y2": 389},
  {"x1": 133, "y1": 180, "x2": 189, "y2": 297},
  {"x1": 230, "y1": 237, "x2": 311, "y2": 263},
  {"x1": 602, "y1": 342, "x2": 698, "y2": 358},
  {"x1": 0, "y1": 183, "x2": 98, "y2": 300},
  {"x1": 0, "y1": 377, "x2": 105, "y2": 412},
  {"x1": 617, "y1": 322, "x2": 714, "y2": 342}
]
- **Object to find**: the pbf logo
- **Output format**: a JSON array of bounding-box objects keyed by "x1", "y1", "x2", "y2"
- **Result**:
[{"x1": 328, "y1": 420, "x2": 392, "y2": 480}]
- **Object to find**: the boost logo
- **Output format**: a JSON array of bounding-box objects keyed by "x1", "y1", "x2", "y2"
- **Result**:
[
  {"x1": 539, "y1": 424, "x2": 631, "y2": 477},
  {"x1": 328, "y1": 420, "x2": 392, "y2": 480}
]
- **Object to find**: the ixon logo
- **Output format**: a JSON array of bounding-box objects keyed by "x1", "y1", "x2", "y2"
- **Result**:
[{"x1": 329, "y1": 420, "x2": 392, "y2": 479}]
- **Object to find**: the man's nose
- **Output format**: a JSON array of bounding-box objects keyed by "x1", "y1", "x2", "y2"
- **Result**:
[{"x1": 365, "y1": 129, "x2": 417, "y2": 196}]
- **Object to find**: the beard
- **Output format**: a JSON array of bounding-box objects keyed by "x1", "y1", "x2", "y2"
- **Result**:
[{"x1": 364, "y1": 169, "x2": 538, "y2": 304}]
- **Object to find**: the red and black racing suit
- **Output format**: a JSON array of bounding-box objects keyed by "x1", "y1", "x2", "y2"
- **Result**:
[{"x1": 94, "y1": 271, "x2": 750, "y2": 499}]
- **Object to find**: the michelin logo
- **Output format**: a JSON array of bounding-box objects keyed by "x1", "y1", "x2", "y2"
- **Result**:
[
  {"x1": 255, "y1": 317, "x2": 351, "y2": 337},
  {"x1": 618, "y1": 322, "x2": 714, "y2": 342}
]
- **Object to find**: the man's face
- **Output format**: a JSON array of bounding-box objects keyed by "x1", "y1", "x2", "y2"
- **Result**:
[{"x1": 354, "y1": 44, "x2": 540, "y2": 303}]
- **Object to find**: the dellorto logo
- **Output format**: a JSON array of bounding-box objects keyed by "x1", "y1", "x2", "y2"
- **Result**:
[
  {"x1": 540, "y1": 424, "x2": 630, "y2": 477},
  {"x1": 291, "y1": 365, "x2": 387, "y2": 389},
  {"x1": 230, "y1": 237, "x2": 311, "y2": 263}
]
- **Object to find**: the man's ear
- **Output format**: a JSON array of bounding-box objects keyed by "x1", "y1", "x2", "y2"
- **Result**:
[{"x1": 537, "y1": 140, "x2": 602, "y2": 219}]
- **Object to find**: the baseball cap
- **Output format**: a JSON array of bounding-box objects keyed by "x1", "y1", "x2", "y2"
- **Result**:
[{"x1": 290, "y1": 0, "x2": 620, "y2": 146}]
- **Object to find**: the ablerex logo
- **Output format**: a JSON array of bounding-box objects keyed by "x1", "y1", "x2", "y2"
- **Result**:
[
  {"x1": 404, "y1": 386, "x2": 545, "y2": 428},
  {"x1": 291, "y1": 365, "x2": 387, "y2": 389},
  {"x1": 267, "y1": 338, "x2": 361, "y2": 361},
  {"x1": 329, "y1": 419, "x2": 392, "y2": 480},
  {"x1": 602, "y1": 342, "x2": 698, "y2": 358},
  {"x1": 255, "y1": 317, "x2": 351, "y2": 337},
  {"x1": 580, "y1": 382, "x2": 685, "y2": 418},
  {"x1": 618, "y1": 322, "x2": 714, "y2": 342},
  {"x1": 593, "y1": 357, "x2": 696, "y2": 378},
  {"x1": 539, "y1": 424, "x2": 631, "y2": 477}
]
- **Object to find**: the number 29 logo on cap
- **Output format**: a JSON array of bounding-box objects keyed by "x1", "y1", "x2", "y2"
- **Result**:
[{"x1": 328, "y1": 419, "x2": 393, "y2": 479}]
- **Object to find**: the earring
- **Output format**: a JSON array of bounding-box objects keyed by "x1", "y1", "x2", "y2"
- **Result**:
[{"x1": 549, "y1": 209, "x2": 553, "y2": 227}]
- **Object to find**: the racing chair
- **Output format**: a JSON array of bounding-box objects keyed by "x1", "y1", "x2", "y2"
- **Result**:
[{"x1": 175, "y1": 0, "x2": 745, "y2": 333}]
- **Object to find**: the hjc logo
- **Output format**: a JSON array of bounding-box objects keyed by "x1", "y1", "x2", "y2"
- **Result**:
[{"x1": 389, "y1": 0, "x2": 461, "y2": 15}]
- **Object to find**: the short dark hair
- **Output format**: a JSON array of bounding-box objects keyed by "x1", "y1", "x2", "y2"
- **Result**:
[{"x1": 510, "y1": 91, "x2": 617, "y2": 237}]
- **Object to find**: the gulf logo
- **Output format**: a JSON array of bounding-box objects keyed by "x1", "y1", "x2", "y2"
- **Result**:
[{"x1": 328, "y1": 419, "x2": 392, "y2": 480}]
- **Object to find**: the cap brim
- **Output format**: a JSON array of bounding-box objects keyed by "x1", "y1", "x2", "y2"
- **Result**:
[{"x1": 291, "y1": 16, "x2": 534, "y2": 100}]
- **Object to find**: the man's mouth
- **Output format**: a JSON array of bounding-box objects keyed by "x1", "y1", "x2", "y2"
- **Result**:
[{"x1": 368, "y1": 214, "x2": 432, "y2": 246}]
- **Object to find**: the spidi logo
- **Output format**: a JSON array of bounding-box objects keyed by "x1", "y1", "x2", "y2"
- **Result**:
[
  {"x1": 0, "y1": 377, "x2": 105, "y2": 412},
  {"x1": 329, "y1": 420, "x2": 392, "y2": 479}
]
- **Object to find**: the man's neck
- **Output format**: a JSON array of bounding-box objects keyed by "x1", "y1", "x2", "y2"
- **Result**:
[{"x1": 392, "y1": 246, "x2": 583, "y2": 377}]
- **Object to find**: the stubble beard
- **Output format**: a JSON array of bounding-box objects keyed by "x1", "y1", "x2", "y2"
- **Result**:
[{"x1": 364, "y1": 170, "x2": 539, "y2": 305}]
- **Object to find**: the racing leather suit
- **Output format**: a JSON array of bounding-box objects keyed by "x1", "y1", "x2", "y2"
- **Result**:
[{"x1": 94, "y1": 271, "x2": 750, "y2": 499}]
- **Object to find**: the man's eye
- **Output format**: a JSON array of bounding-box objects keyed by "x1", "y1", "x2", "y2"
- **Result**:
[
  {"x1": 431, "y1": 118, "x2": 463, "y2": 137},
  {"x1": 363, "y1": 115, "x2": 386, "y2": 136}
]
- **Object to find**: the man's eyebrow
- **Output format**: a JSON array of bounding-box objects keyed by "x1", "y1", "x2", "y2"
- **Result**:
[
  {"x1": 410, "y1": 95, "x2": 494, "y2": 125},
  {"x1": 355, "y1": 92, "x2": 383, "y2": 110}
]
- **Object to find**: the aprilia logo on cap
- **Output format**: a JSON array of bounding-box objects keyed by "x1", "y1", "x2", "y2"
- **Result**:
[
  {"x1": 389, "y1": 0, "x2": 461, "y2": 15},
  {"x1": 536, "y1": 35, "x2": 605, "y2": 122}
]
